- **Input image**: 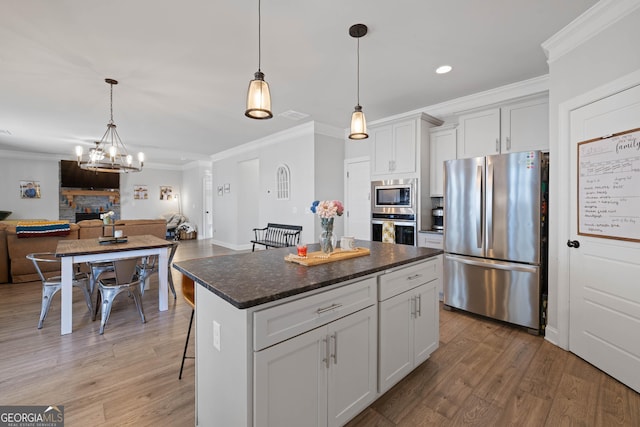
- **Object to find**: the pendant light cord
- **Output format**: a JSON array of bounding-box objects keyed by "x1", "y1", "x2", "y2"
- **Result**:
[
  {"x1": 356, "y1": 37, "x2": 360, "y2": 106},
  {"x1": 109, "y1": 82, "x2": 114, "y2": 124},
  {"x1": 258, "y1": 0, "x2": 262, "y2": 72}
]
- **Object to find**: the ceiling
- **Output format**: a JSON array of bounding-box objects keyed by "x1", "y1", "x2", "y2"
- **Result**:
[{"x1": 0, "y1": 0, "x2": 599, "y2": 168}]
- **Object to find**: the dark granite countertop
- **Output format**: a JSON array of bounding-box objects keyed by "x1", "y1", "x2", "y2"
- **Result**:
[{"x1": 173, "y1": 240, "x2": 442, "y2": 309}]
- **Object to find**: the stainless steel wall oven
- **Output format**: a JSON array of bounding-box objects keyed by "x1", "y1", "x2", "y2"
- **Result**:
[{"x1": 371, "y1": 178, "x2": 417, "y2": 246}]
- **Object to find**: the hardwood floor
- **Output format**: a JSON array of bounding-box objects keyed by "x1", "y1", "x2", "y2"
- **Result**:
[{"x1": 0, "y1": 239, "x2": 638, "y2": 426}]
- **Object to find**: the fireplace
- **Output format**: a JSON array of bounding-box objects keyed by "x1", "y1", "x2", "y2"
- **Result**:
[{"x1": 76, "y1": 212, "x2": 101, "y2": 222}]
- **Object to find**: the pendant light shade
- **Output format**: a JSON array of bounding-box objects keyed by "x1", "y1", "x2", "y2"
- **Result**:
[
  {"x1": 245, "y1": 71, "x2": 272, "y2": 119},
  {"x1": 245, "y1": 0, "x2": 273, "y2": 119},
  {"x1": 348, "y1": 24, "x2": 368, "y2": 140},
  {"x1": 349, "y1": 105, "x2": 368, "y2": 140}
]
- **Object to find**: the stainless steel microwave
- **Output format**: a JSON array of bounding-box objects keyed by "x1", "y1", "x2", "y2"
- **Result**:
[{"x1": 371, "y1": 178, "x2": 417, "y2": 215}]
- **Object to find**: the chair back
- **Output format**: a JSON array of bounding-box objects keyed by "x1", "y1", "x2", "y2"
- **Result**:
[
  {"x1": 26, "y1": 252, "x2": 58, "y2": 283},
  {"x1": 169, "y1": 241, "x2": 179, "y2": 263},
  {"x1": 113, "y1": 258, "x2": 140, "y2": 285}
]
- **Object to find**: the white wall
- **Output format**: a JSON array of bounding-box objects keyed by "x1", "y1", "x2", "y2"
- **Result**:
[
  {"x1": 0, "y1": 153, "x2": 60, "y2": 219},
  {"x1": 545, "y1": 1, "x2": 640, "y2": 347},
  {"x1": 120, "y1": 167, "x2": 183, "y2": 220}
]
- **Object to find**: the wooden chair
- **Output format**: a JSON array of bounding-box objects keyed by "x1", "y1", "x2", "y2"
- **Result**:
[
  {"x1": 179, "y1": 274, "x2": 195, "y2": 379},
  {"x1": 27, "y1": 252, "x2": 93, "y2": 329},
  {"x1": 93, "y1": 257, "x2": 146, "y2": 335}
]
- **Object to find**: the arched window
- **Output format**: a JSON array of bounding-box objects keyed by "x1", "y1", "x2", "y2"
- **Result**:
[{"x1": 276, "y1": 164, "x2": 290, "y2": 200}]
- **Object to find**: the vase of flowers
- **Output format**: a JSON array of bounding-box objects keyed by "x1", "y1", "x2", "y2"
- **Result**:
[
  {"x1": 310, "y1": 200, "x2": 344, "y2": 254},
  {"x1": 101, "y1": 210, "x2": 115, "y2": 225}
]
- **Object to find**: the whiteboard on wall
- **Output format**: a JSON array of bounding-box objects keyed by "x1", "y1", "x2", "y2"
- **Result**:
[{"x1": 578, "y1": 127, "x2": 640, "y2": 242}]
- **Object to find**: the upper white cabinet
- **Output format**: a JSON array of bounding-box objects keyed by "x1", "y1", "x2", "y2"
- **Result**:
[
  {"x1": 457, "y1": 108, "x2": 501, "y2": 159},
  {"x1": 500, "y1": 97, "x2": 549, "y2": 153},
  {"x1": 457, "y1": 95, "x2": 549, "y2": 159},
  {"x1": 370, "y1": 114, "x2": 442, "y2": 179},
  {"x1": 429, "y1": 125, "x2": 457, "y2": 196}
]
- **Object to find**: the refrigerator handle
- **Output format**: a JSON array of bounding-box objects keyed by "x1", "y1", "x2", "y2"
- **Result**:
[
  {"x1": 476, "y1": 164, "x2": 483, "y2": 248},
  {"x1": 486, "y1": 162, "x2": 493, "y2": 249}
]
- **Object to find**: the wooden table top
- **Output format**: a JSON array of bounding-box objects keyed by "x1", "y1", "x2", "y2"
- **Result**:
[{"x1": 55, "y1": 234, "x2": 172, "y2": 257}]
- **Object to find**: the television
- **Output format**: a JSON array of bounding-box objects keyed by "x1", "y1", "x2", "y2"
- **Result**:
[{"x1": 60, "y1": 160, "x2": 120, "y2": 189}]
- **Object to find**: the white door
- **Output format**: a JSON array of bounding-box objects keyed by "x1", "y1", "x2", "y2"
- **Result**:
[
  {"x1": 202, "y1": 174, "x2": 213, "y2": 238},
  {"x1": 569, "y1": 84, "x2": 640, "y2": 393},
  {"x1": 344, "y1": 159, "x2": 370, "y2": 240}
]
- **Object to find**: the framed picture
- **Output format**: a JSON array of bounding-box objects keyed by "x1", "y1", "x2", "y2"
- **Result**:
[
  {"x1": 20, "y1": 181, "x2": 41, "y2": 199},
  {"x1": 217, "y1": 185, "x2": 223, "y2": 196},
  {"x1": 160, "y1": 186, "x2": 174, "y2": 201},
  {"x1": 134, "y1": 185, "x2": 148, "y2": 200},
  {"x1": 224, "y1": 183, "x2": 231, "y2": 193}
]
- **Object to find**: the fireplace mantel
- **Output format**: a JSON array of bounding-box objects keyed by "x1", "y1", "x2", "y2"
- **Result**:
[{"x1": 61, "y1": 189, "x2": 119, "y2": 207}]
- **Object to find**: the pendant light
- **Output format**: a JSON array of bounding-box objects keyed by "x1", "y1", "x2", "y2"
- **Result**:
[
  {"x1": 348, "y1": 24, "x2": 368, "y2": 140},
  {"x1": 245, "y1": 0, "x2": 272, "y2": 119},
  {"x1": 75, "y1": 78, "x2": 144, "y2": 173}
]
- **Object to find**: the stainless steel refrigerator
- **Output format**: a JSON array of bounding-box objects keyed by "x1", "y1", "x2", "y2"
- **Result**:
[{"x1": 443, "y1": 151, "x2": 548, "y2": 331}]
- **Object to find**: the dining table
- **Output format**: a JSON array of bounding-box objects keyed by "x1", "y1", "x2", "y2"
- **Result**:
[{"x1": 55, "y1": 234, "x2": 173, "y2": 335}]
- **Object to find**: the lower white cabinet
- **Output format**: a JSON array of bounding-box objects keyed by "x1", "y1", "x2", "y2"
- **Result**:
[
  {"x1": 378, "y1": 265, "x2": 439, "y2": 393},
  {"x1": 254, "y1": 305, "x2": 377, "y2": 427}
]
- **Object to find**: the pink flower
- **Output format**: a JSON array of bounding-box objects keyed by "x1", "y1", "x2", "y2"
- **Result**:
[{"x1": 311, "y1": 200, "x2": 344, "y2": 218}]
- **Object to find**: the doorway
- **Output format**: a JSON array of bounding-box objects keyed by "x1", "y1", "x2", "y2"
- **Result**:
[{"x1": 344, "y1": 158, "x2": 370, "y2": 240}]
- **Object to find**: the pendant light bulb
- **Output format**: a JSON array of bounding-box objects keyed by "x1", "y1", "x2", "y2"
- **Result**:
[
  {"x1": 245, "y1": 0, "x2": 273, "y2": 119},
  {"x1": 348, "y1": 24, "x2": 368, "y2": 140}
]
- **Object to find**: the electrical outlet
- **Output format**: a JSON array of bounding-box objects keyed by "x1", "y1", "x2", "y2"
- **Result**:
[{"x1": 213, "y1": 321, "x2": 221, "y2": 351}]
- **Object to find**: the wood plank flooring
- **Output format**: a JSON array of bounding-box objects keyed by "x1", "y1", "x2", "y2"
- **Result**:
[{"x1": 0, "y1": 238, "x2": 638, "y2": 426}]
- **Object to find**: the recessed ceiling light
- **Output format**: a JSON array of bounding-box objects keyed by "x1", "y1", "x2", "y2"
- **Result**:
[{"x1": 436, "y1": 65, "x2": 452, "y2": 74}]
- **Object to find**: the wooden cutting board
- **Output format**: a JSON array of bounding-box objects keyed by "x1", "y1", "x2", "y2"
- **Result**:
[{"x1": 284, "y1": 247, "x2": 370, "y2": 266}]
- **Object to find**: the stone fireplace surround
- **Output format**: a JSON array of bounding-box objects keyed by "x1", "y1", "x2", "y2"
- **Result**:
[{"x1": 59, "y1": 188, "x2": 120, "y2": 223}]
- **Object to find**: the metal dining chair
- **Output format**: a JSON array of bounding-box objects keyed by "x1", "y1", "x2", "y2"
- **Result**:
[
  {"x1": 93, "y1": 257, "x2": 146, "y2": 334},
  {"x1": 27, "y1": 252, "x2": 93, "y2": 329},
  {"x1": 138, "y1": 241, "x2": 179, "y2": 299}
]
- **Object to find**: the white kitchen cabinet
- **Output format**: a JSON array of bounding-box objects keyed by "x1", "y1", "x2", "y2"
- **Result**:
[
  {"x1": 254, "y1": 305, "x2": 377, "y2": 427},
  {"x1": 371, "y1": 120, "x2": 417, "y2": 176},
  {"x1": 500, "y1": 96, "x2": 549, "y2": 153},
  {"x1": 370, "y1": 113, "x2": 443, "y2": 179},
  {"x1": 429, "y1": 126, "x2": 457, "y2": 196},
  {"x1": 457, "y1": 95, "x2": 549, "y2": 159},
  {"x1": 378, "y1": 260, "x2": 439, "y2": 393}
]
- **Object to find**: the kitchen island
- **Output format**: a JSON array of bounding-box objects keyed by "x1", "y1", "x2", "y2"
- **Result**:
[{"x1": 173, "y1": 240, "x2": 442, "y2": 427}]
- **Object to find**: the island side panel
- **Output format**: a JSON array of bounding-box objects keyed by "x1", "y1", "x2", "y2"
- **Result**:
[{"x1": 196, "y1": 284, "x2": 253, "y2": 426}]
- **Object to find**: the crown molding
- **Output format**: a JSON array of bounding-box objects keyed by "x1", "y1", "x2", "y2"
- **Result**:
[
  {"x1": 542, "y1": 0, "x2": 640, "y2": 63},
  {"x1": 210, "y1": 121, "x2": 344, "y2": 162}
]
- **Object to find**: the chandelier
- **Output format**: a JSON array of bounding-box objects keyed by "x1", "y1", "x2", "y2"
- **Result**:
[{"x1": 75, "y1": 78, "x2": 144, "y2": 173}]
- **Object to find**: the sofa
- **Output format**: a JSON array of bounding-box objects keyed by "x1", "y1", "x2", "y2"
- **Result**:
[{"x1": 0, "y1": 219, "x2": 167, "y2": 284}]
